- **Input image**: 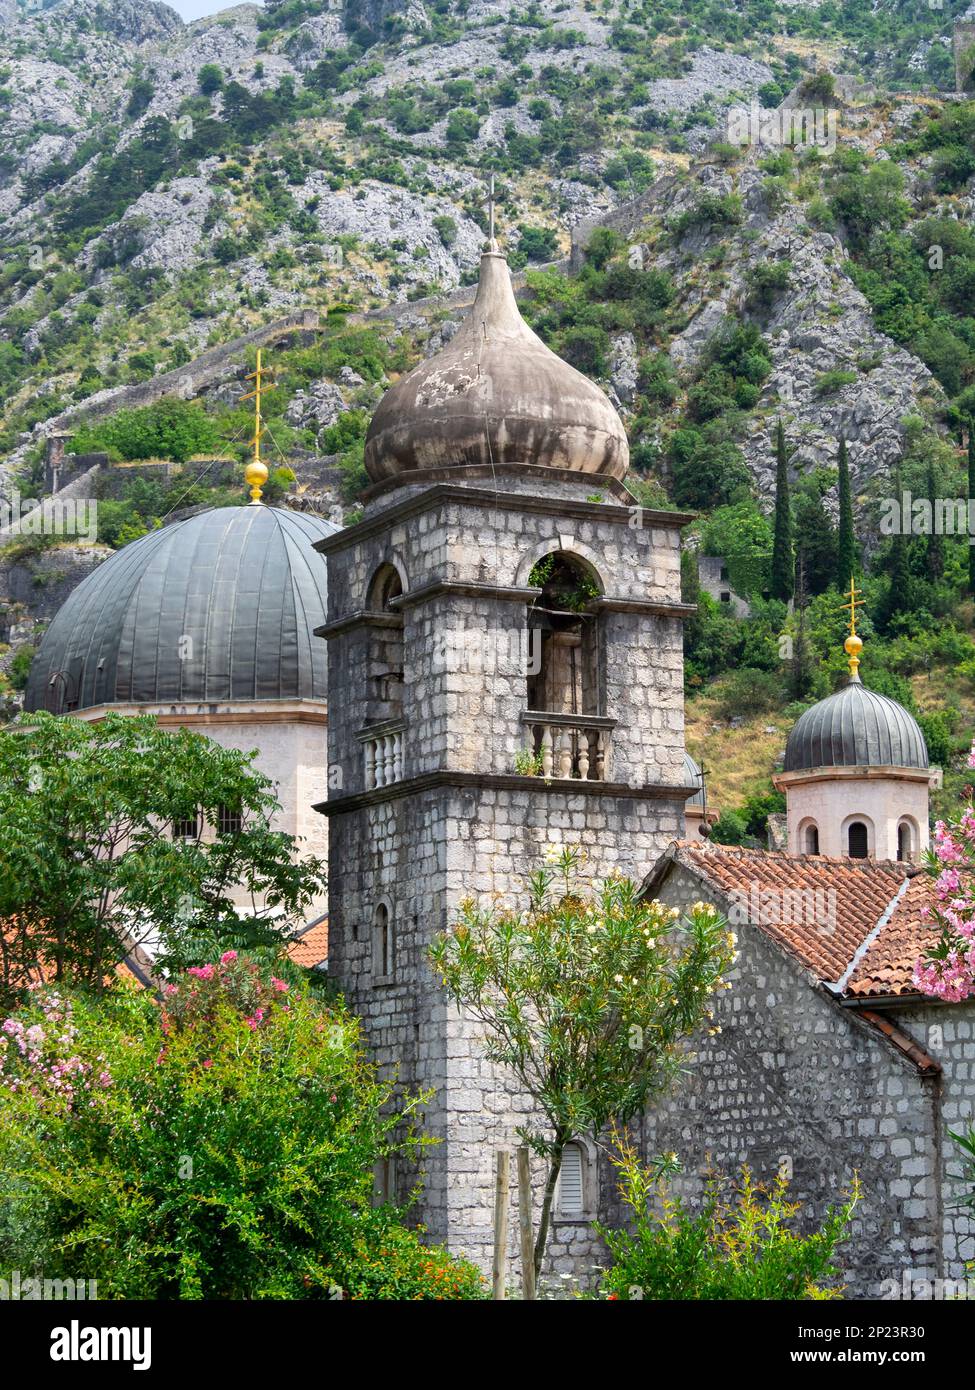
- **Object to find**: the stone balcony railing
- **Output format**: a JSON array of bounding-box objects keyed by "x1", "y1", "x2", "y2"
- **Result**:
[
  {"x1": 522, "y1": 711, "x2": 616, "y2": 781},
  {"x1": 359, "y1": 720, "x2": 404, "y2": 789}
]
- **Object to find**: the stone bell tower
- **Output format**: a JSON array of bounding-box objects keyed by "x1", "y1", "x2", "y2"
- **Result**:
[{"x1": 314, "y1": 240, "x2": 695, "y2": 1273}]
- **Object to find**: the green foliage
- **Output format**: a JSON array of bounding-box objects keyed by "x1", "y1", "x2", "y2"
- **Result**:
[
  {"x1": 197, "y1": 64, "x2": 224, "y2": 96},
  {"x1": 72, "y1": 398, "x2": 219, "y2": 464},
  {"x1": 430, "y1": 848, "x2": 735, "y2": 1276},
  {"x1": 702, "y1": 501, "x2": 773, "y2": 598},
  {"x1": 836, "y1": 437, "x2": 860, "y2": 584},
  {"x1": 0, "y1": 974, "x2": 485, "y2": 1300},
  {"x1": 827, "y1": 158, "x2": 909, "y2": 251},
  {"x1": 771, "y1": 420, "x2": 794, "y2": 603},
  {"x1": 0, "y1": 713, "x2": 327, "y2": 1003},
  {"x1": 713, "y1": 667, "x2": 784, "y2": 721},
  {"x1": 597, "y1": 1140, "x2": 858, "y2": 1301}
]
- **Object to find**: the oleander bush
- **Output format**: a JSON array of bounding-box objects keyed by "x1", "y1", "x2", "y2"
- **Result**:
[{"x1": 0, "y1": 960, "x2": 485, "y2": 1300}]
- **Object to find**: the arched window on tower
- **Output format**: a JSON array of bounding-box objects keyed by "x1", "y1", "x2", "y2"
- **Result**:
[
  {"x1": 371, "y1": 901, "x2": 394, "y2": 983},
  {"x1": 897, "y1": 819, "x2": 917, "y2": 863},
  {"x1": 848, "y1": 821, "x2": 869, "y2": 859},
  {"x1": 363, "y1": 564, "x2": 405, "y2": 789},
  {"x1": 524, "y1": 553, "x2": 608, "y2": 780},
  {"x1": 802, "y1": 822, "x2": 820, "y2": 856}
]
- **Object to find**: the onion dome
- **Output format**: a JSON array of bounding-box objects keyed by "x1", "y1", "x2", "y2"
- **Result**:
[
  {"x1": 785, "y1": 581, "x2": 928, "y2": 773},
  {"x1": 363, "y1": 242, "x2": 629, "y2": 484},
  {"x1": 784, "y1": 682, "x2": 928, "y2": 773},
  {"x1": 24, "y1": 506, "x2": 339, "y2": 713}
]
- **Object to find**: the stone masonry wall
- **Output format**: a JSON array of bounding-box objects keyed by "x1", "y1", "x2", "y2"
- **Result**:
[
  {"x1": 323, "y1": 477, "x2": 693, "y2": 1283},
  {"x1": 646, "y1": 863, "x2": 949, "y2": 1300}
]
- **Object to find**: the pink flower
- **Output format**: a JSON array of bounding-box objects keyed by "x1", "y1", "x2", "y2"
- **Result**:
[
  {"x1": 187, "y1": 964, "x2": 215, "y2": 980},
  {"x1": 202, "y1": 1059, "x2": 213, "y2": 1069},
  {"x1": 270, "y1": 977, "x2": 289, "y2": 993},
  {"x1": 220, "y1": 951, "x2": 238, "y2": 965}
]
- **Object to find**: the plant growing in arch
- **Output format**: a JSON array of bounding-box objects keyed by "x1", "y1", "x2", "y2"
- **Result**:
[{"x1": 429, "y1": 848, "x2": 735, "y2": 1279}]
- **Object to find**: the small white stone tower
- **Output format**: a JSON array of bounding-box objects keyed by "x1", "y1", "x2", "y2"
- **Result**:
[{"x1": 774, "y1": 588, "x2": 936, "y2": 862}]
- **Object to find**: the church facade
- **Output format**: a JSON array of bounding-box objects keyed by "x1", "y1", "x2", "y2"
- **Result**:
[{"x1": 18, "y1": 227, "x2": 975, "y2": 1298}]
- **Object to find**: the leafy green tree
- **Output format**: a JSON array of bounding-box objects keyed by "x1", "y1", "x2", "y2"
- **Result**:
[
  {"x1": 430, "y1": 849, "x2": 735, "y2": 1278},
  {"x1": 0, "y1": 713, "x2": 327, "y2": 1004},
  {"x1": 0, "y1": 969, "x2": 486, "y2": 1299},
  {"x1": 198, "y1": 64, "x2": 224, "y2": 96},
  {"x1": 770, "y1": 419, "x2": 794, "y2": 602},
  {"x1": 968, "y1": 422, "x2": 975, "y2": 596},
  {"x1": 72, "y1": 397, "x2": 219, "y2": 464},
  {"x1": 836, "y1": 437, "x2": 859, "y2": 585}
]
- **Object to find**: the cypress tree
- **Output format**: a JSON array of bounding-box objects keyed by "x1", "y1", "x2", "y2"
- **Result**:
[
  {"x1": 926, "y1": 457, "x2": 944, "y2": 583},
  {"x1": 836, "y1": 436, "x2": 859, "y2": 585},
  {"x1": 770, "y1": 418, "x2": 794, "y2": 602},
  {"x1": 968, "y1": 421, "x2": 975, "y2": 595},
  {"x1": 884, "y1": 469, "x2": 913, "y2": 628}
]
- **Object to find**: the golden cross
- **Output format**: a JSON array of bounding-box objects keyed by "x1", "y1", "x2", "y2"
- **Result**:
[
  {"x1": 240, "y1": 349, "x2": 274, "y2": 505},
  {"x1": 839, "y1": 575, "x2": 864, "y2": 636}
]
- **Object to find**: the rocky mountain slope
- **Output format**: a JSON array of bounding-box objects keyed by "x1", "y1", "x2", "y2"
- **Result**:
[{"x1": 2, "y1": 0, "x2": 975, "y2": 760}]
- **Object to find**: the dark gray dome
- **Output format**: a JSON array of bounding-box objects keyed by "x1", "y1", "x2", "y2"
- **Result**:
[
  {"x1": 784, "y1": 680, "x2": 928, "y2": 773},
  {"x1": 683, "y1": 751, "x2": 705, "y2": 808},
  {"x1": 25, "y1": 506, "x2": 338, "y2": 713}
]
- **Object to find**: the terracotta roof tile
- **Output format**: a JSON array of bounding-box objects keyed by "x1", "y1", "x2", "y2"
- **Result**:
[
  {"x1": 287, "y1": 915, "x2": 329, "y2": 970},
  {"x1": 651, "y1": 842, "x2": 948, "y2": 999}
]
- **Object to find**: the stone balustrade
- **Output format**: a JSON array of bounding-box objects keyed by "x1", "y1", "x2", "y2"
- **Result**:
[
  {"x1": 522, "y1": 711, "x2": 615, "y2": 781},
  {"x1": 361, "y1": 722, "x2": 404, "y2": 789}
]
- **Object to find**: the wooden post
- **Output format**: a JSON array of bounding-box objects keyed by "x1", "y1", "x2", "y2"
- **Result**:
[
  {"x1": 517, "y1": 1145, "x2": 536, "y2": 1302},
  {"x1": 493, "y1": 1149, "x2": 511, "y2": 1300}
]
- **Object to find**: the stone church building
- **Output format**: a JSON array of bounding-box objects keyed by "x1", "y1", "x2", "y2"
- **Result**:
[{"x1": 19, "y1": 235, "x2": 975, "y2": 1298}]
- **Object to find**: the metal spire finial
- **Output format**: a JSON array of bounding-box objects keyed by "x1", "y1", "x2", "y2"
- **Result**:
[
  {"x1": 240, "y1": 349, "x2": 272, "y2": 505},
  {"x1": 839, "y1": 575, "x2": 865, "y2": 681}
]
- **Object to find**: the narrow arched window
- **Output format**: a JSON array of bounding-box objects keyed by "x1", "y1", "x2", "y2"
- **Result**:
[
  {"x1": 366, "y1": 564, "x2": 405, "y2": 724},
  {"x1": 804, "y1": 824, "x2": 820, "y2": 855},
  {"x1": 558, "y1": 1142, "x2": 585, "y2": 1217},
  {"x1": 848, "y1": 821, "x2": 869, "y2": 859},
  {"x1": 897, "y1": 821, "x2": 915, "y2": 863},
  {"x1": 372, "y1": 902, "x2": 393, "y2": 982}
]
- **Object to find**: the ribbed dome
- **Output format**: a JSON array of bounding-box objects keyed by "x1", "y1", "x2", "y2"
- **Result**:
[
  {"x1": 364, "y1": 245, "x2": 629, "y2": 484},
  {"x1": 24, "y1": 506, "x2": 338, "y2": 713},
  {"x1": 683, "y1": 751, "x2": 705, "y2": 808},
  {"x1": 784, "y1": 680, "x2": 928, "y2": 773}
]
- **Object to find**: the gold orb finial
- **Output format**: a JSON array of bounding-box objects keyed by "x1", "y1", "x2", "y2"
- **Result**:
[{"x1": 244, "y1": 459, "x2": 269, "y2": 504}]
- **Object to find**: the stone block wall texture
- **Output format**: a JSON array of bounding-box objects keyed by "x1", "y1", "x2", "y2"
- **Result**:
[
  {"x1": 648, "y1": 863, "x2": 975, "y2": 1300},
  {"x1": 323, "y1": 479, "x2": 691, "y2": 1278},
  {"x1": 784, "y1": 775, "x2": 930, "y2": 860}
]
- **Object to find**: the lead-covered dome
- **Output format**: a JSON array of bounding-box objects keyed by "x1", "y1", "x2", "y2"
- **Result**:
[
  {"x1": 683, "y1": 751, "x2": 705, "y2": 808},
  {"x1": 784, "y1": 680, "x2": 928, "y2": 773},
  {"x1": 364, "y1": 244, "x2": 629, "y2": 484},
  {"x1": 25, "y1": 505, "x2": 339, "y2": 713}
]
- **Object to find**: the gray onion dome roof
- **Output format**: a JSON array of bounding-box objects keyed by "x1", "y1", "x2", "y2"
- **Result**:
[
  {"x1": 683, "y1": 751, "x2": 705, "y2": 808},
  {"x1": 364, "y1": 244, "x2": 629, "y2": 484},
  {"x1": 784, "y1": 680, "x2": 928, "y2": 773},
  {"x1": 24, "y1": 506, "x2": 338, "y2": 713}
]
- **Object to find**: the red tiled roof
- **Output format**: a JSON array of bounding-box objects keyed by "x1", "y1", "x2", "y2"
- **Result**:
[
  {"x1": 643, "y1": 841, "x2": 947, "y2": 1000},
  {"x1": 287, "y1": 915, "x2": 329, "y2": 969},
  {"x1": 845, "y1": 874, "x2": 943, "y2": 1000}
]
